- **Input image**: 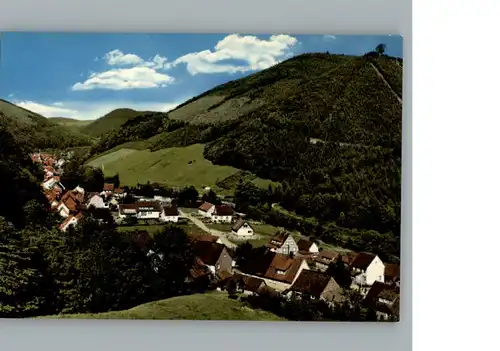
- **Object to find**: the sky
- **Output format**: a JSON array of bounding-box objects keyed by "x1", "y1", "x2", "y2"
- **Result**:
[{"x1": 0, "y1": 33, "x2": 402, "y2": 120}]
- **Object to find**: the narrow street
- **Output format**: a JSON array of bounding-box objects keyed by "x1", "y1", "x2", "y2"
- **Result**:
[{"x1": 178, "y1": 209, "x2": 237, "y2": 249}]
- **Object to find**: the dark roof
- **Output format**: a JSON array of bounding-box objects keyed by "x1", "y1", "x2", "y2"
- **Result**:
[
  {"x1": 363, "y1": 281, "x2": 400, "y2": 316},
  {"x1": 289, "y1": 270, "x2": 335, "y2": 298},
  {"x1": 267, "y1": 232, "x2": 291, "y2": 249},
  {"x1": 192, "y1": 241, "x2": 229, "y2": 266},
  {"x1": 240, "y1": 251, "x2": 305, "y2": 284},
  {"x1": 384, "y1": 263, "x2": 400, "y2": 281},
  {"x1": 297, "y1": 239, "x2": 315, "y2": 252},
  {"x1": 190, "y1": 258, "x2": 212, "y2": 279},
  {"x1": 313, "y1": 250, "x2": 338, "y2": 264},
  {"x1": 350, "y1": 252, "x2": 377, "y2": 270},
  {"x1": 231, "y1": 219, "x2": 252, "y2": 231},
  {"x1": 162, "y1": 205, "x2": 179, "y2": 216},
  {"x1": 363, "y1": 281, "x2": 396, "y2": 304},
  {"x1": 103, "y1": 183, "x2": 115, "y2": 191},
  {"x1": 189, "y1": 234, "x2": 220, "y2": 243},
  {"x1": 119, "y1": 203, "x2": 137, "y2": 210},
  {"x1": 214, "y1": 205, "x2": 234, "y2": 216},
  {"x1": 198, "y1": 202, "x2": 214, "y2": 212},
  {"x1": 232, "y1": 274, "x2": 266, "y2": 293}
]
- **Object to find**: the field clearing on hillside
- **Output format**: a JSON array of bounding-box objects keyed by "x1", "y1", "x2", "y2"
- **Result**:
[
  {"x1": 87, "y1": 148, "x2": 139, "y2": 169},
  {"x1": 87, "y1": 143, "x2": 273, "y2": 193},
  {"x1": 50, "y1": 118, "x2": 93, "y2": 129},
  {"x1": 42, "y1": 291, "x2": 284, "y2": 320}
]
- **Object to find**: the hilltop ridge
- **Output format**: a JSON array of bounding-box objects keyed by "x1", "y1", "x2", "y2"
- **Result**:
[{"x1": 0, "y1": 99, "x2": 92, "y2": 149}]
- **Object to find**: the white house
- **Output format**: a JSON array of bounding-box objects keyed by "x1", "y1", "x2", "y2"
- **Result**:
[
  {"x1": 86, "y1": 194, "x2": 108, "y2": 209},
  {"x1": 267, "y1": 232, "x2": 299, "y2": 255},
  {"x1": 297, "y1": 238, "x2": 320, "y2": 254},
  {"x1": 161, "y1": 205, "x2": 180, "y2": 223},
  {"x1": 154, "y1": 195, "x2": 172, "y2": 203},
  {"x1": 211, "y1": 205, "x2": 234, "y2": 223},
  {"x1": 136, "y1": 201, "x2": 162, "y2": 220},
  {"x1": 118, "y1": 204, "x2": 138, "y2": 218},
  {"x1": 198, "y1": 202, "x2": 215, "y2": 217},
  {"x1": 231, "y1": 219, "x2": 254, "y2": 237},
  {"x1": 350, "y1": 252, "x2": 385, "y2": 286}
]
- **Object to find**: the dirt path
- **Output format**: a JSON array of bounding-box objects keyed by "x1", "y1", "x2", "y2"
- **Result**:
[
  {"x1": 179, "y1": 209, "x2": 237, "y2": 249},
  {"x1": 369, "y1": 63, "x2": 402, "y2": 104}
]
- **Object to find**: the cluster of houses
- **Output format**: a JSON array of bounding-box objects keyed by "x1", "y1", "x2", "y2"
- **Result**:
[
  {"x1": 197, "y1": 201, "x2": 236, "y2": 223},
  {"x1": 143, "y1": 225, "x2": 400, "y2": 320},
  {"x1": 117, "y1": 197, "x2": 180, "y2": 223},
  {"x1": 31, "y1": 152, "x2": 85, "y2": 231}
]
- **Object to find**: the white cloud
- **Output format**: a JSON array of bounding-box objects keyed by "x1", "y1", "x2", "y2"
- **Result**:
[
  {"x1": 16, "y1": 101, "x2": 79, "y2": 118},
  {"x1": 72, "y1": 34, "x2": 297, "y2": 90},
  {"x1": 168, "y1": 34, "x2": 298, "y2": 75},
  {"x1": 324, "y1": 35, "x2": 336, "y2": 40},
  {"x1": 14, "y1": 100, "x2": 183, "y2": 120},
  {"x1": 104, "y1": 49, "x2": 144, "y2": 66},
  {"x1": 72, "y1": 66, "x2": 174, "y2": 91},
  {"x1": 73, "y1": 50, "x2": 172, "y2": 90}
]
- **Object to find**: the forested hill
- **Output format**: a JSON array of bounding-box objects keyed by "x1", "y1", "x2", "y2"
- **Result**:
[
  {"x1": 82, "y1": 108, "x2": 148, "y2": 136},
  {"x1": 0, "y1": 99, "x2": 92, "y2": 149},
  {"x1": 90, "y1": 52, "x2": 403, "y2": 260}
]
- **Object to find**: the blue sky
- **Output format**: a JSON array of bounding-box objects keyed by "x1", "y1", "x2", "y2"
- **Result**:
[{"x1": 0, "y1": 33, "x2": 402, "y2": 120}]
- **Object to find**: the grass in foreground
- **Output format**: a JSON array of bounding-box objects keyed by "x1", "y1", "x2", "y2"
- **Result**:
[
  {"x1": 42, "y1": 291, "x2": 284, "y2": 321},
  {"x1": 117, "y1": 222, "x2": 206, "y2": 237}
]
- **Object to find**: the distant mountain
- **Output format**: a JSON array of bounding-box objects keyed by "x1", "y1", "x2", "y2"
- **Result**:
[
  {"x1": 82, "y1": 108, "x2": 149, "y2": 136},
  {"x1": 50, "y1": 117, "x2": 93, "y2": 129},
  {"x1": 0, "y1": 99, "x2": 92, "y2": 150}
]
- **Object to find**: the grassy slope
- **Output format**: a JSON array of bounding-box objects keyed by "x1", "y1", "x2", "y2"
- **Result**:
[
  {"x1": 82, "y1": 108, "x2": 147, "y2": 136},
  {"x1": 86, "y1": 143, "x2": 273, "y2": 193},
  {"x1": 43, "y1": 292, "x2": 284, "y2": 320},
  {"x1": 50, "y1": 117, "x2": 93, "y2": 129}
]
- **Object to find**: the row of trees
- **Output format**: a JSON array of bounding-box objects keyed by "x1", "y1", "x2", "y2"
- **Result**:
[{"x1": 1, "y1": 215, "x2": 201, "y2": 318}]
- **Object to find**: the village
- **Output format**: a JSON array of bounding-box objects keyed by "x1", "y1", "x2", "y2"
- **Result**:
[{"x1": 31, "y1": 151, "x2": 401, "y2": 321}]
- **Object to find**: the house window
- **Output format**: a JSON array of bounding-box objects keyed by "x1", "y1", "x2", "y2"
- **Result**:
[
  {"x1": 248, "y1": 230, "x2": 252, "y2": 234},
  {"x1": 276, "y1": 270, "x2": 286, "y2": 275}
]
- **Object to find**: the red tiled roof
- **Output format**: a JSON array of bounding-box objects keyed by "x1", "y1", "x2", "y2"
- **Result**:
[
  {"x1": 189, "y1": 234, "x2": 220, "y2": 243},
  {"x1": 162, "y1": 205, "x2": 179, "y2": 216},
  {"x1": 384, "y1": 263, "x2": 400, "y2": 281},
  {"x1": 190, "y1": 257, "x2": 212, "y2": 279},
  {"x1": 192, "y1": 241, "x2": 228, "y2": 266},
  {"x1": 240, "y1": 251, "x2": 305, "y2": 284},
  {"x1": 114, "y1": 187, "x2": 124, "y2": 194},
  {"x1": 289, "y1": 270, "x2": 336, "y2": 298},
  {"x1": 214, "y1": 205, "x2": 234, "y2": 216},
  {"x1": 297, "y1": 239, "x2": 315, "y2": 252},
  {"x1": 231, "y1": 274, "x2": 266, "y2": 293},
  {"x1": 267, "y1": 232, "x2": 291, "y2": 249},
  {"x1": 198, "y1": 202, "x2": 214, "y2": 212}
]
